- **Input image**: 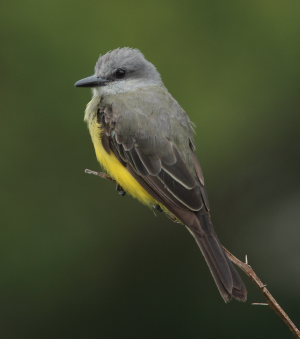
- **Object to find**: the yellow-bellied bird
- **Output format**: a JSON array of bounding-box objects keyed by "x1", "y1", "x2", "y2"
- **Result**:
[{"x1": 75, "y1": 47, "x2": 247, "y2": 302}]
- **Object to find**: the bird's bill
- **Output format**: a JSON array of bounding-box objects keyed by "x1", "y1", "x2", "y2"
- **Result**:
[{"x1": 74, "y1": 75, "x2": 108, "y2": 88}]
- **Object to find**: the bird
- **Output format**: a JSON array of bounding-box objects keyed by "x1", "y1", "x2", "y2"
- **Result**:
[{"x1": 75, "y1": 47, "x2": 247, "y2": 302}]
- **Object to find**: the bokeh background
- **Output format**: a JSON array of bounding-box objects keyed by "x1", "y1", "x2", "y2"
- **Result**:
[{"x1": 1, "y1": 1, "x2": 299, "y2": 338}]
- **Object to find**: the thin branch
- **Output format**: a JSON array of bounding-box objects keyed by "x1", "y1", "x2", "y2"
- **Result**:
[
  {"x1": 224, "y1": 249, "x2": 300, "y2": 338},
  {"x1": 84, "y1": 168, "x2": 300, "y2": 338},
  {"x1": 84, "y1": 168, "x2": 114, "y2": 182}
]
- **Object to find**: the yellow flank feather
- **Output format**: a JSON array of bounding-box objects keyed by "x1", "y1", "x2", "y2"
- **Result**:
[{"x1": 88, "y1": 118, "x2": 157, "y2": 207}]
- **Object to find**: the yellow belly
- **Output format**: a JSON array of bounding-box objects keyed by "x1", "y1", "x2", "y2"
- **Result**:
[{"x1": 88, "y1": 120, "x2": 156, "y2": 207}]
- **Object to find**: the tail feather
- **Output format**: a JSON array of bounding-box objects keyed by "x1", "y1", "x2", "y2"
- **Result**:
[{"x1": 186, "y1": 213, "x2": 247, "y2": 303}]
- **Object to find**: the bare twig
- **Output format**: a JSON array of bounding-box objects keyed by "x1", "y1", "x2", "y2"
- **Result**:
[
  {"x1": 84, "y1": 168, "x2": 300, "y2": 338},
  {"x1": 224, "y1": 248, "x2": 300, "y2": 338},
  {"x1": 85, "y1": 168, "x2": 114, "y2": 182}
]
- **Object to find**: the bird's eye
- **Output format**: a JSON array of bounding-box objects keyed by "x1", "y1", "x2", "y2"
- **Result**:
[{"x1": 115, "y1": 68, "x2": 126, "y2": 79}]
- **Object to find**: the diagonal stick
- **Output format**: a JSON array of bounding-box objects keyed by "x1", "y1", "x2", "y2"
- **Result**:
[{"x1": 85, "y1": 168, "x2": 300, "y2": 338}]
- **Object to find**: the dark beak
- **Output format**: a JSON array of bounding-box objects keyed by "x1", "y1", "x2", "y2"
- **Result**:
[{"x1": 74, "y1": 75, "x2": 109, "y2": 88}]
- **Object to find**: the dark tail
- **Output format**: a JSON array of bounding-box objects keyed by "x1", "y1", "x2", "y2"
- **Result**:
[{"x1": 186, "y1": 213, "x2": 247, "y2": 303}]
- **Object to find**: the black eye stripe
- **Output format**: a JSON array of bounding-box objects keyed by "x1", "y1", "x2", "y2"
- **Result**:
[{"x1": 115, "y1": 68, "x2": 126, "y2": 79}]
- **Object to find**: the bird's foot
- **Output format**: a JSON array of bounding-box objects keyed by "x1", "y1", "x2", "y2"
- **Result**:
[
  {"x1": 116, "y1": 184, "x2": 126, "y2": 196},
  {"x1": 153, "y1": 204, "x2": 163, "y2": 212}
]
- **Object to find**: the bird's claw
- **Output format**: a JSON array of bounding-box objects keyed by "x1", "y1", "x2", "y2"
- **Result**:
[
  {"x1": 154, "y1": 204, "x2": 163, "y2": 212},
  {"x1": 116, "y1": 184, "x2": 126, "y2": 196}
]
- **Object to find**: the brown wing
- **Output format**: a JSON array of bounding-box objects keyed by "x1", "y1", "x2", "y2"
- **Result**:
[
  {"x1": 98, "y1": 99, "x2": 209, "y2": 224},
  {"x1": 97, "y1": 90, "x2": 247, "y2": 303}
]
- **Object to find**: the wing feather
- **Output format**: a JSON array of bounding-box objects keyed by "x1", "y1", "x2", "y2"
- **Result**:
[
  {"x1": 161, "y1": 145, "x2": 196, "y2": 189},
  {"x1": 99, "y1": 88, "x2": 210, "y2": 220},
  {"x1": 135, "y1": 148, "x2": 162, "y2": 176}
]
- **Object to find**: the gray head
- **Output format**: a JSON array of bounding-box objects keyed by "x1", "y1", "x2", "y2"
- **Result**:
[{"x1": 75, "y1": 47, "x2": 162, "y2": 89}]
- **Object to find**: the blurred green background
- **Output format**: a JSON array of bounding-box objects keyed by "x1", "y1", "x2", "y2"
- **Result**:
[{"x1": 1, "y1": 0, "x2": 299, "y2": 338}]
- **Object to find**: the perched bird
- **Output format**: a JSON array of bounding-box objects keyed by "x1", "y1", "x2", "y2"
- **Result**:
[{"x1": 75, "y1": 47, "x2": 247, "y2": 302}]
